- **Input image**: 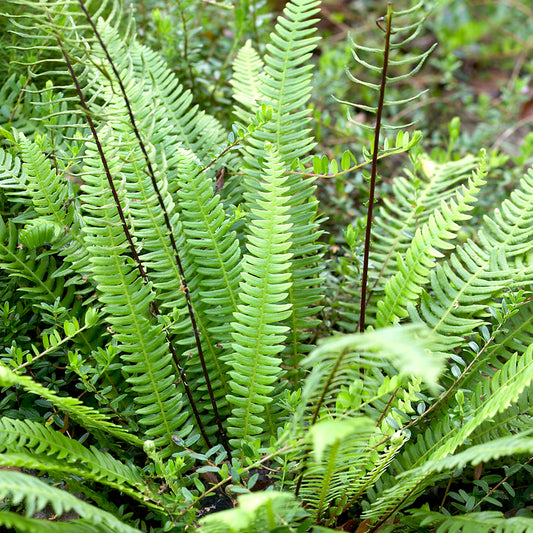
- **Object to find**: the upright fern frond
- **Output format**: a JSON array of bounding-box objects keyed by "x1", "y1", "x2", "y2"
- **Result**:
[
  {"x1": 238, "y1": 0, "x2": 324, "y2": 368},
  {"x1": 174, "y1": 149, "x2": 243, "y2": 422},
  {"x1": 81, "y1": 133, "x2": 191, "y2": 454},
  {"x1": 226, "y1": 144, "x2": 293, "y2": 448}
]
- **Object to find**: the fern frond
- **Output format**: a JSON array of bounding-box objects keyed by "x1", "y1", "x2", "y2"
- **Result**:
[
  {"x1": 413, "y1": 510, "x2": 533, "y2": 533},
  {"x1": 0, "y1": 364, "x2": 141, "y2": 446},
  {"x1": 0, "y1": 471, "x2": 143, "y2": 533},
  {"x1": 369, "y1": 153, "x2": 479, "y2": 296},
  {"x1": 81, "y1": 131, "x2": 191, "y2": 454},
  {"x1": 0, "y1": 511, "x2": 102, "y2": 533},
  {"x1": 374, "y1": 153, "x2": 486, "y2": 327},
  {"x1": 239, "y1": 0, "x2": 324, "y2": 369},
  {"x1": 226, "y1": 144, "x2": 293, "y2": 447},
  {"x1": 175, "y1": 149, "x2": 243, "y2": 418},
  {"x1": 363, "y1": 346, "x2": 533, "y2": 522},
  {"x1": 231, "y1": 40, "x2": 264, "y2": 125},
  {"x1": 298, "y1": 324, "x2": 443, "y2": 422},
  {"x1": 404, "y1": 166, "x2": 533, "y2": 357},
  {"x1": 199, "y1": 491, "x2": 304, "y2": 533},
  {"x1": 0, "y1": 418, "x2": 158, "y2": 507},
  {"x1": 297, "y1": 417, "x2": 377, "y2": 521}
]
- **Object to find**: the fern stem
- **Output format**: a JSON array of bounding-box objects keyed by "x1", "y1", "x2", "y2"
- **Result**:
[
  {"x1": 359, "y1": 3, "x2": 392, "y2": 333},
  {"x1": 76, "y1": 0, "x2": 230, "y2": 455}
]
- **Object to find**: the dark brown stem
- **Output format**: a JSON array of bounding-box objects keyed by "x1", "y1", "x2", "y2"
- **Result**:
[
  {"x1": 359, "y1": 3, "x2": 393, "y2": 333},
  {"x1": 76, "y1": 0, "x2": 230, "y2": 454}
]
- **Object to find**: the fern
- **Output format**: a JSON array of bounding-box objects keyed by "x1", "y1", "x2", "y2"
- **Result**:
[
  {"x1": 226, "y1": 144, "x2": 293, "y2": 447},
  {"x1": 363, "y1": 346, "x2": 533, "y2": 522},
  {"x1": 237, "y1": 0, "x2": 324, "y2": 370},
  {"x1": 413, "y1": 511, "x2": 533, "y2": 533},
  {"x1": 0, "y1": 418, "x2": 159, "y2": 507},
  {"x1": 0, "y1": 364, "x2": 141, "y2": 446},
  {"x1": 374, "y1": 152, "x2": 486, "y2": 327},
  {"x1": 0, "y1": 471, "x2": 143, "y2": 533}
]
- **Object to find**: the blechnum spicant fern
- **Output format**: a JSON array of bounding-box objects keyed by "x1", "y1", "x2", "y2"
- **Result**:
[{"x1": 1, "y1": 0, "x2": 533, "y2": 532}]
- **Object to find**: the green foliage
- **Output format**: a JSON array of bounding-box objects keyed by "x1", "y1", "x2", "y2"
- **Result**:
[{"x1": 0, "y1": 0, "x2": 532, "y2": 532}]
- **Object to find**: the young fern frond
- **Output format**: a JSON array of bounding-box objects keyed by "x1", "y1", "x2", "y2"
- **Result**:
[
  {"x1": 0, "y1": 471, "x2": 143, "y2": 533},
  {"x1": 231, "y1": 40, "x2": 264, "y2": 126},
  {"x1": 227, "y1": 144, "x2": 293, "y2": 447},
  {"x1": 287, "y1": 325, "x2": 442, "y2": 518},
  {"x1": 374, "y1": 153, "x2": 486, "y2": 327},
  {"x1": 298, "y1": 418, "x2": 377, "y2": 522}
]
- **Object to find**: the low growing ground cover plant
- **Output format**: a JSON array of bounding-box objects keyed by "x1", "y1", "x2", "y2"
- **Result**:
[{"x1": 0, "y1": 0, "x2": 533, "y2": 531}]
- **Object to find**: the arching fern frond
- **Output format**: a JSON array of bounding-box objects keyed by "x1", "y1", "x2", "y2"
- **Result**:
[
  {"x1": 405, "y1": 430, "x2": 533, "y2": 479},
  {"x1": 0, "y1": 511, "x2": 102, "y2": 533},
  {"x1": 0, "y1": 418, "x2": 157, "y2": 507},
  {"x1": 0, "y1": 471, "x2": 143, "y2": 533},
  {"x1": 0, "y1": 364, "x2": 141, "y2": 447},
  {"x1": 368, "y1": 152, "x2": 480, "y2": 299},
  {"x1": 363, "y1": 346, "x2": 533, "y2": 523},
  {"x1": 409, "y1": 166, "x2": 533, "y2": 354},
  {"x1": 374, "y1": 152, "x2": 486, "y2": 327},
  {"x1": 413, "y1": 510, "x2": 533, "y2": 533}
]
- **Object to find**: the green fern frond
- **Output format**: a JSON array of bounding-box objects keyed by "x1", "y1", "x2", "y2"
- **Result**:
[
  {"x1": 175, "y1": 149, "x2": 242, "y2": 413},
  {"x1": 226, "y1": 144, "x2": 293, "y2": 447},
  {"x1": 409, "y1": 166, "x2": 533, "y2": 354},
  {"x1": 298, "y1": 417, "x2": 377, "y2": 521},
  {"x1": 0, "y1": 471, "x2": 143, "y2": 533},
  {"x1": 0, "y1": 418, "x2": 157, "y2": 507},
  {"x1": 239, "y1": 0, "x2": 324, "y2": 368},
  {"x1": 0, "y1": 364, "x2": 141, "y2": 446},
  {"x1": 81, "y1": 131, "x2": 192, "y2": 453},
  {"x1": 231, "y1": 40, "x2": 264, "y2": 126},
  {"x1": 199, "y1": 492, "x2": 304, "y2": 533},
  {"x1": 369, "y1": 153, "x2": 480, "y2": 295},
  {"x1": 298, "y1": 324, "x2": 443, "y2": 422},
  {"x1": 0, "y1": 511, "x2": 102, "y2": 533},
  {"x1": 413, "y1": 510, "x2": 533, "y2": 533},
  {"x1": 405, "y1": 430, "x2": 533, "y2": 479},
  {"x1": 0, "y1": 145, "x2": 29, "y2": 202},
  {"x1": 374, "y1": 153, "x2": 486, "y2": 327},
  {"x1": 363, "y1": 346, "x2": 533, "y2": 522}
]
